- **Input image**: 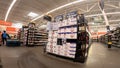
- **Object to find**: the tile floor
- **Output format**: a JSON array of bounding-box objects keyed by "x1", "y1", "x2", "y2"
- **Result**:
[{"x1": 0, "y1": 43, "x2": 120, "y2": 68}]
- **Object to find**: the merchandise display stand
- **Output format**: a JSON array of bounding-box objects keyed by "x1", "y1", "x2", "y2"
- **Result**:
[
  {"x1": 21, "y1": 26, "x2": 28, "y2": 46},
  {"x1": 18, "y1": 23, "x2": 48, "y2": 46},
  {"x1": 46, "y1": 11, "x2": 91, "y2": 63},
  {"x1": 26, "y1": 23, "x2": 36, "y2": 46},
  {"x1": 36, "y1": 30, "x2": 48, "y2": 45},
  {"x1": 27, "y1": 23, "x2": 48, "y2": 46},
  {"x1": 100, "y1": 27, "x2": 120, "y2": 47}
]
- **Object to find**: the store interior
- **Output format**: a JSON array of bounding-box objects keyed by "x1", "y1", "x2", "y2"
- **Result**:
[{"x1": 0, "y1": 0, "x2": 120, "y2": 68}]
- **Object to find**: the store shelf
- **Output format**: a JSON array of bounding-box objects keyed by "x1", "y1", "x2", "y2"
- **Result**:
[
  {"x1": 59, "y1": 24, "x2": 77, "y2": 29},
  {"x1": 99, "y1": 27, "x2": 120, "y2": 48}
]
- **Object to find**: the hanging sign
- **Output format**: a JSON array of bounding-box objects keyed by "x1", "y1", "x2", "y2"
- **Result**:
[
  {"x1": 99, "y1": 0, "x2": 104, "y2": 10},
  {"x1": 54, "y1": 15, "x2": 64, "y2": 22},
  {"x1": 0, "y1": 20, "x2": 12, "y2": 26},
  {"x1": 93, "y1": 16, "x2": 103, "y2": 23},
  {"x1": 66, "y1": 11, "x2": 78, "y2": 19}
]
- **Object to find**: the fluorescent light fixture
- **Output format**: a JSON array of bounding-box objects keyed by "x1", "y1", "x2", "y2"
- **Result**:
[
  {"x1": 28, "y1": 12, "x2": 39, "y2": 18},
  {"x1": 31, "y1": 0, "x2": 85, "y2": 22},
  {"x1": 5, "y1": 0, "x2": 17, "y2": 21},
  {"x1": 92, "y1": 22, "x2": 95, "y2": 25},
  {"x1": 12, "y1": 23, "x2": 23, "y2": 28}
]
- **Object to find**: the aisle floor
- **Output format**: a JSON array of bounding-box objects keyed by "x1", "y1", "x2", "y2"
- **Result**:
[{"x1": 0, "y1": 43, "x2": 120, "y2": 68}]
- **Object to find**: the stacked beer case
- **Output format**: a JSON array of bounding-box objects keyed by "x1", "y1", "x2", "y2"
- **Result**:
[{"x1": 46, "y1": 11, "x2": 91, "y2": 63}]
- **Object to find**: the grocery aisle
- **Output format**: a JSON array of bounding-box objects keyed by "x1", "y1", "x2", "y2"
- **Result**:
[{"x1": 0, "y1": 43, "x2": 120, "y2": 68}]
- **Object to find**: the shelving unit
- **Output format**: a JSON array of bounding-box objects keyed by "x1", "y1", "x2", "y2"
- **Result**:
[
  {"x1": 99, "y1": 27, "x2": 120, "y2": 47},
  {"x1": 37, "y1": 30, "x2": 48, "y2": 45},
  {"x1": 20, "y1": 26, "x2": 28, "y2": 45},
  {"x1": 26, "y1": 23, "x2": 43, "y2": 46},
  {"x1": 27, "y1": 28, "x2": 48, "y2": 46},
  {"x1": 46, "y1": 11, "x2": 91, "y2": 63},
  {"x1": 111, "y1": 27, "x2": 120, "y2": 47},
  {"x1": 18, "y1": 23, "x2": 48, "y2": 46}
]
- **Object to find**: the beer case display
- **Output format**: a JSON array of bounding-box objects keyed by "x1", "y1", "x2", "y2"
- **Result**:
[{"x1": 46, "y1": 11, "x2": 90, "y2": 62}]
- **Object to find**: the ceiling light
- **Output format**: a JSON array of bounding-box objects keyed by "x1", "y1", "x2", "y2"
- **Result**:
[
  {"x1": 92, "y1": 22, "x2": 95, "y2": 25},
  {"x1": 12, "y1": 23, "x2": 23, "y2": 28},
  {"x1": 5, "y1": 0, "x2": 17, "y2": 21},
  {"x1": 28, "y1": 12, "x2": 39, "y2": 18},
  {"x1": 31, "y1": 0, "x2": 85, "y2": 22}
]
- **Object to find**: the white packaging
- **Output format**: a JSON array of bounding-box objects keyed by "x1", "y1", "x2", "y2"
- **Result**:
[
  {"x1": 61, "y1": 34, "x2": 64, "y2": 38},
  {"x1": 74, "y1": 27, "x2": 77, "y2": 32},
  {"x1": 63, "y1": 34, "x2": 66, "y2": 38},
  {"x1": 67, "y1": 19, "x2": 70, "y2": 25},
  {"x1": 64, "y1": 20, "x2": 67, "y2": 26},
  {"x1": 47, "y1": 42, "x2": 51, "y2": 45},
  {"x1": 52, "y1": 43, "x2": 56, "y2": 47},
  {"x1": 60, "y1": 21, "x2": 63, "y2": 26},
  {"x1": 48, "y1": 38, "x2": 51, "y2": 41},
  {"x1": 69, "y1": 55, "x2": 75, "y2": 58},
  {"x1": 53, "y1": 38, "x2": 57, "y2": 42},
  {"x1": 68, "y1": 34, "x2": 71, "y2": 38},
  {"x1": 66, "y1": 28, "x2": 68, "y2": 33},
  {"x1": 71, "y1": 18, "x2": 77, "y2": 25},
  {"x1": 69, "y1": 48, "x2": 76, "y2": 52},
  {"x1": 57, "y1": 34, "x2": 60, "y2": 38},
  {"x1": 70, "y1": 43, "x2": 76, "y2": 47},
  {"x1": 64, "y1": 28, "x2": 66, "y2": 33},
  {"x1": 70, "y1": 27, "x2": 77, "y2": 32},
  {"x1": 62, "y1": 21, "x2": 65, "y2": 27},
  {"x1": 62, "y1": 28, "x2": 64, "y2": 33},
  {"x1": 70, "y1": 33, "x2": 77, "y2": 39},
  {"x1": 58, "y1": 29, "x2": 60, "y2": 33}
]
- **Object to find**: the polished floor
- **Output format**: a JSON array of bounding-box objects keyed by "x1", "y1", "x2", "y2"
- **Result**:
[{"x1": 0, "y1": 42, "x2": 120, "y2": 68}]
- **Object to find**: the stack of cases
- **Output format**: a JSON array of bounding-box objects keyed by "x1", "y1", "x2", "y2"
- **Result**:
[
  {"x1": 47, "y1": 31, "x2": 58, "y2": 53},
  {"x1": 46, "y1": 11, "x2": 90, "y2": 62},
  {"x1": 58, "y1": 18, "x2": 77, "y2": 58},
  {"x1": 47, "y1": 18, "x2": 77, "y2": 58}
]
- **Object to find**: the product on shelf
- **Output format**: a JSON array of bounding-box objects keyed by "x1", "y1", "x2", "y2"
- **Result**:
[
  {"x1": 20, "y1": 26, "x2": 28, "y2": 45},
  {"x1": 18, "y1": 23, "x2": 48, "y2": 46},
  {"x1": 46, "y1": 11, "x2": 91, "y2": 63},
  {"x1": 99, "y1": 27, "x2": 120, "y2": 47}
]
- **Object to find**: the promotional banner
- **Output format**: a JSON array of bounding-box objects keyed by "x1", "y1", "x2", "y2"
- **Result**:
[{"x1": 0, "y1": 20, "x2": 12, "y2": 26}]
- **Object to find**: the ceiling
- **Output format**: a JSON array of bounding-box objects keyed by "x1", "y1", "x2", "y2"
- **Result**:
[
  {"x1": 0, "y1": 0, "x2": 75, "y2": 24},
  {"x1": 0, "y1": 0, "x2": 120, "y2": 29}
]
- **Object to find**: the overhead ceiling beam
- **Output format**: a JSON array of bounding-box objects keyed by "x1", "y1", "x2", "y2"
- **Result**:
[
  {"x1": 5, "y1": 0, "x2": 17, "y2": 21},
  {"x1": 107, "y1": 19, "x2": 120, "y2": 22},
  {"x1": 79, "y1": 8, "x2": 87, "y2": 12},
  {"x1": 105, "y1": 4, "x2": 119, "y2": 8},
  {"x1": 87, "y1": 3, "x2": 97, "y2": 12},
  {"x1": 86, "y1": 11, "x2": 120, "y2": 17}
]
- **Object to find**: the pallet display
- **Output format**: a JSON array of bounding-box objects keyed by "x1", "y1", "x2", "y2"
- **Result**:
[{"x1": 46, "y1": 11, "x2": 91, "y2": 62}]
